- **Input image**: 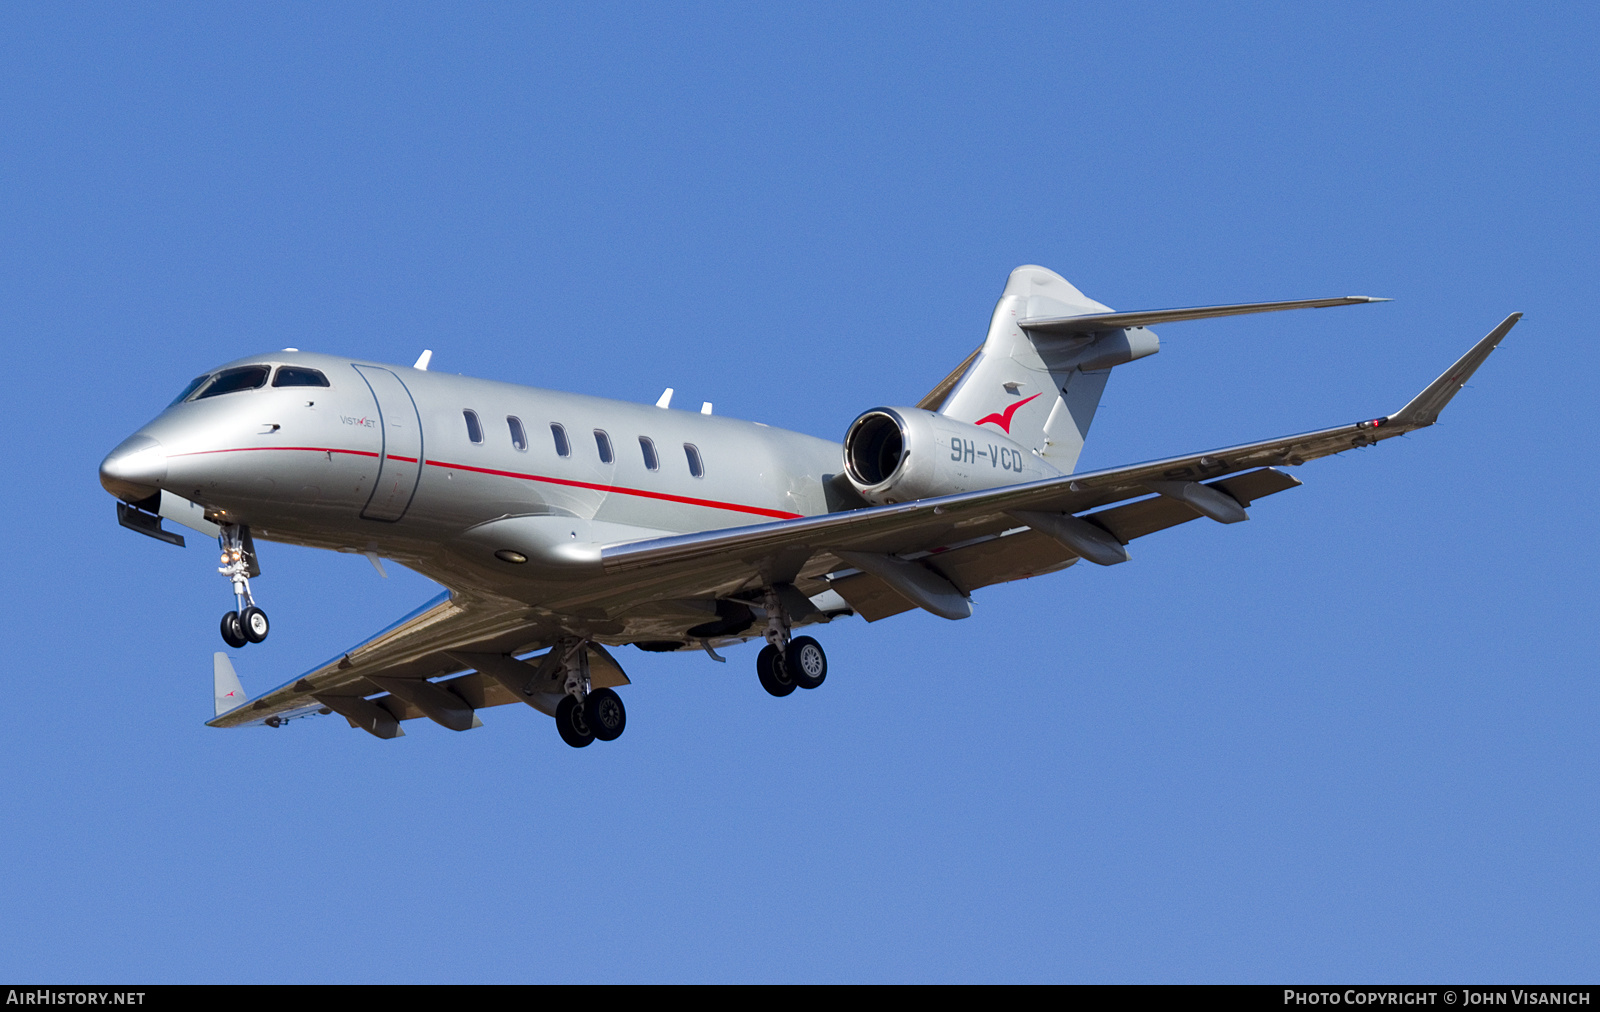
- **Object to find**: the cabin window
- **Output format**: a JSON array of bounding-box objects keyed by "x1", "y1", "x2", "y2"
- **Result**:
[
  {"x1": 594, "y1": 429, "x2": 614, "y2": 464},
  {"x1": 170, "y1": 374, "x2": 211, "y2": 406},
  {"x1": 684, "y1": 443, "x2": 704, "y2": 478},
  {"x1": 195, "y1": 365, "x2": 271, "y2": 400},
  {"x1": 272, "y1": 366, "x2": 330, "y2": 388},
  {"x1": 507, "y1": 416, "x2": 527, "y2": 451},
  {"x1": 639, "y1": 436, "x2": 659, "y2": 471},
  {"x1": 550, "y1": 423, "x2": 570, "y2": 457},
  {"x1": 463, "y1": 410, "x2": 483, "y2": 444}
]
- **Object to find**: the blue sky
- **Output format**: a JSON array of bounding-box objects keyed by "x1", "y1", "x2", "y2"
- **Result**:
[{"x1": 1, "y1": 3, "x2": 1595, "y2": 982}]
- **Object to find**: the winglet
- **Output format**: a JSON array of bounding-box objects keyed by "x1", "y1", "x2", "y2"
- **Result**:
[
  {"x1": 413, "y1": 349, "x2": 433, "y2": 371},
  {"x1": 1388, "y1": 313, "x2": 1522, "y2": 429},
  {"x1": 214, "y1": 653, "x2": 246, "y2": 717}
]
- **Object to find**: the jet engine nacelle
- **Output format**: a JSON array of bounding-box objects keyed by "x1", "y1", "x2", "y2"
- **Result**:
[{"x1": 842, "y1": 407, "x2": 1058, "y2": 505}]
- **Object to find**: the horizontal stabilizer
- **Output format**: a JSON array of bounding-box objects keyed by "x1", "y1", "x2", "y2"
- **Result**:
[{"x1": 1018, "y1": 296, "x2": 1388, "y2": 335}]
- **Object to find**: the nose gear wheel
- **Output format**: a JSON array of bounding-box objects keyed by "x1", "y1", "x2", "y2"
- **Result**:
[
  {"x1": 216, "y1": 524, "x2": 269, "y2": 648},
  {"x1": 220, "y1": 611, "x2": 247, "y2": 649},
  {"x1": 240, "y1": 606, "x2": 270, "y2": 643}
]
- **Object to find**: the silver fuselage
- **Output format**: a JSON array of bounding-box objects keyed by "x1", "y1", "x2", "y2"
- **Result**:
[{"x1": 101, "y1": 352, "x2": 846, "y2": 611}]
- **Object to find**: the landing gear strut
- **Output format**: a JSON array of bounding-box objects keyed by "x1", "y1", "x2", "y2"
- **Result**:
[
  {"x1": 755, "y1": 587, "x2": 827, "y2": 697},
  {"x1": 217, "y1": 524, "x2": 268, "y2": 648},
  {"x1": 552, "y1": 639, "x2": 627, "y2": 748}
]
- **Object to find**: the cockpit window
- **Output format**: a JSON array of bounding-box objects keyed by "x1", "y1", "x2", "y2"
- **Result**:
[
  {"x1": 272, "y1": 366, "x2": 330, "y2": 388},
  {"x1": 195, "y1": 365, "x2": 271, "y2": 400},
  {"x1": 170, "y1": 374, "x2": 212, "y2": 406}
]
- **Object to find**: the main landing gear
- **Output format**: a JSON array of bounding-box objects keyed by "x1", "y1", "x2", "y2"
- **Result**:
[
  {"x1": 217, "y1": 524, "x2": 269, "y2": 649},
  {"x1": 552, "y1": 640, "x2": 627, "y2": 748},
  {"x1": 755, "y1": 587, "x2": 827, "y2": 698}
]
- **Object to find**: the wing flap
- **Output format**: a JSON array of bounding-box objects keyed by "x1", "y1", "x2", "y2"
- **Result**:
[
  {"x1": 1088, "y1": 468, "x2": 1302, "y2": 544},
  {"x1": 830, "y1": 469, "x2": 1300, "y2": 617},
  {"x1": 827, "y1": 572, "x2": 918, "y2": 622},
  {"x1": 922, "y1": 529, "x2": 1078, "y2": 595}
]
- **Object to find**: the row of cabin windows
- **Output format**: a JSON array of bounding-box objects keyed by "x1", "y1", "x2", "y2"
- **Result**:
[{"x1": 463, "y1": 410, "x2": 704, "y2": 478}]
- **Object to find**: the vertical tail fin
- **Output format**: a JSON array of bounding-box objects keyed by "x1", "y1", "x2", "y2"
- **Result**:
[{"x1": 938, "y1": 266, "x2": 1158, "y2": 472}]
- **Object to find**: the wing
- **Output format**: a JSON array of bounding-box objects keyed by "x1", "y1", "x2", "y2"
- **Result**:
[
  {"x1": 207, "y1": 588, "x2": 630, "y2": 735},
  {"x1": 605, "y1": 313, "x2": 1521, "y2": 615}
]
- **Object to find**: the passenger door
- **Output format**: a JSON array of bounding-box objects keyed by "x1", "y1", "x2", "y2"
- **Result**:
[{"x1": 353, "y1": 365, "x2": 424, "y2": 522}]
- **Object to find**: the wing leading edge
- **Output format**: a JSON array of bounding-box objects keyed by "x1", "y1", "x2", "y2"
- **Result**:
[{"x1": 604, "y1": 313, "x2": 1521, "y2": 605}]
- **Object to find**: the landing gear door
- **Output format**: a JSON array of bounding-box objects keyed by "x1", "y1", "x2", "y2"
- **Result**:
[{"x1": 353, "y1": 365, "x2": 424, "y2": 522}]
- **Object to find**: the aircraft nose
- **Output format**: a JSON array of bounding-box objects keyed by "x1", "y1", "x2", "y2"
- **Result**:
[{"x1": 99, "y1": 434, "x2": 168, "y2": 501}]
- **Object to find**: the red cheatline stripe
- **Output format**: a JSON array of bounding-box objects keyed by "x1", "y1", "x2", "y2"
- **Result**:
[
  {"x1": 169, "y1": 445, "x2": 803, "y2": 520},
  {"x1": 427, "y1": 459, "x2": 802, "y2": 519},
  {"x1": 174, "y1": 446, "x2": 380, "y2": 458}
]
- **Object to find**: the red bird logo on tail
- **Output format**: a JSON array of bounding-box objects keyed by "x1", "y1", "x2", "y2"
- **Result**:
[{"x1": 975, "y1": 392, "x2": 1041, "y2": 433}]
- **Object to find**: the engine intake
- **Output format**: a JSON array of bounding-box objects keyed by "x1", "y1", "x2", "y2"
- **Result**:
[
  {"x1": 842, "y1": 407, "x2": 1058, "y2": 505},
  {"x1": 844, "y1": 410, "x2": 908, "y2": 487}
]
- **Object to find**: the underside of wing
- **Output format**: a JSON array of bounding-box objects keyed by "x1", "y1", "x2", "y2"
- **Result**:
[{"x1": 206, "y1": 589, "x2": 628, "y2": 734}]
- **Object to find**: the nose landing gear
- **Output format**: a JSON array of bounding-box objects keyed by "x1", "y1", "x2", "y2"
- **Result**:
[{"x1": 217, "y1": 524, "x2": 268, "y2": 649}]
